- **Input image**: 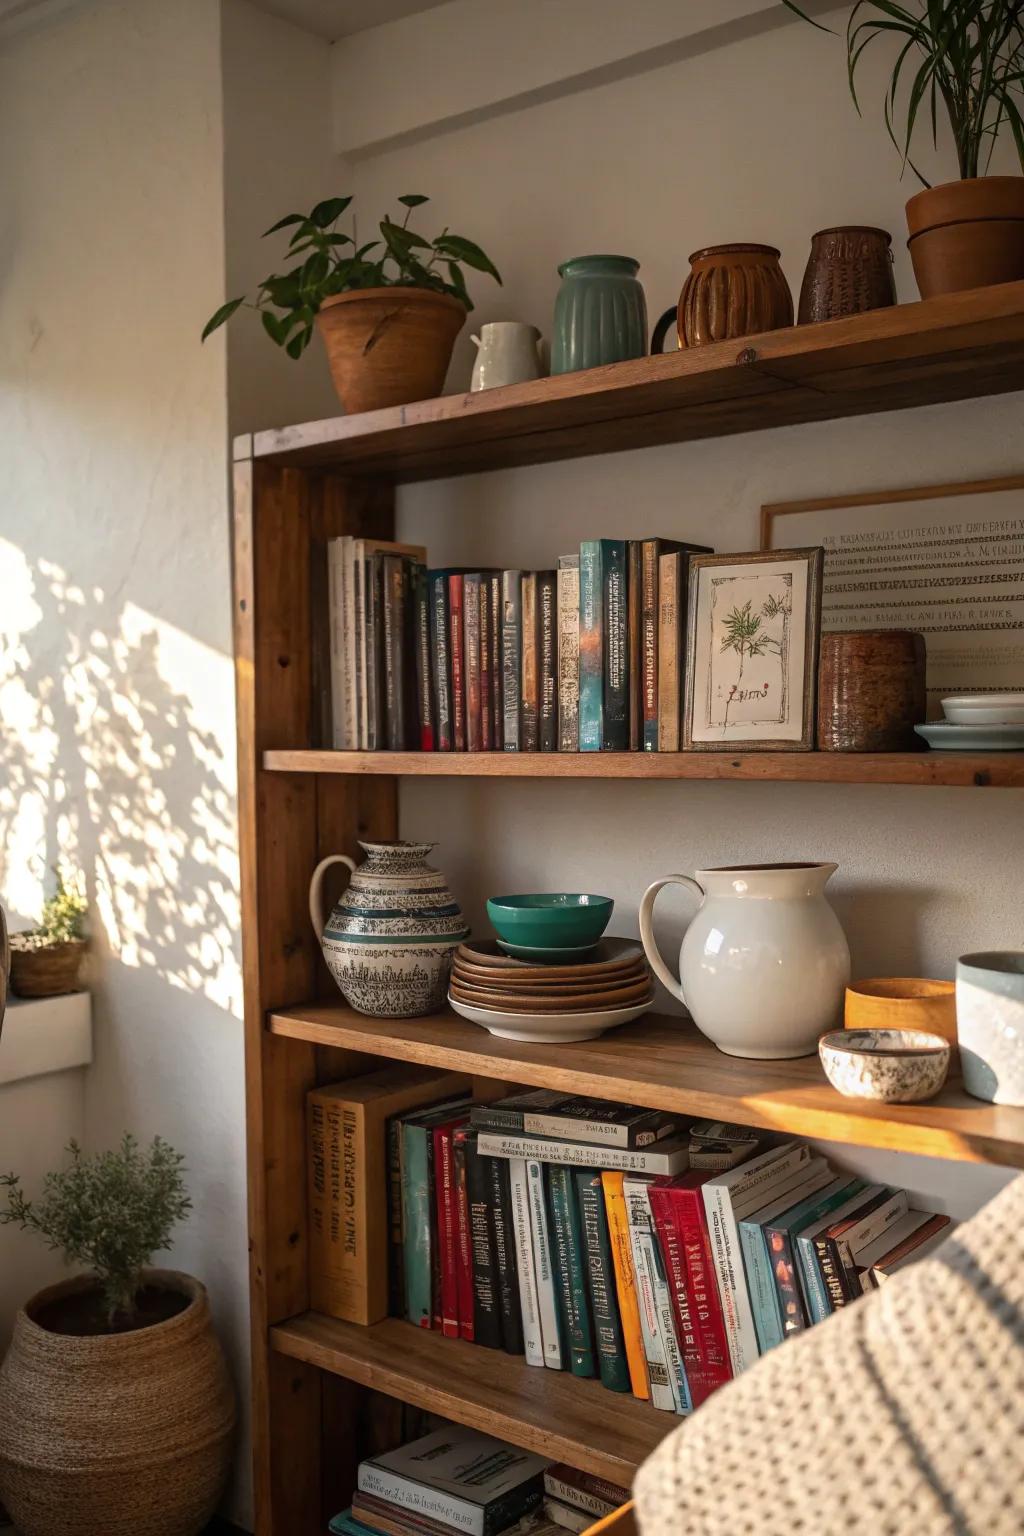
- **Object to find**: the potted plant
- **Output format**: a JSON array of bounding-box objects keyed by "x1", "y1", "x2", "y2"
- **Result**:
[
  {"x1": 785, "y1": 2, "x2": 1024, "y2": 296},
  {"x1": 0, "y1": 1135, "x2": 236, "y2": 1536},
  {"x1": 9, "y1": 866, "x2": 87, "y2": 998},
  {"x1": 203, "y1": 193, "x2": 501, "y2": 414}
]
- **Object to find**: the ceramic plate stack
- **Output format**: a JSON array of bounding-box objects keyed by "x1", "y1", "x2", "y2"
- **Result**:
[
  {"x1": 915, "y1": 693, "x2": 1024, "y2": 750},
  {"x1": 448, "y1": 937, "x2": 654, "y2": 1043}
]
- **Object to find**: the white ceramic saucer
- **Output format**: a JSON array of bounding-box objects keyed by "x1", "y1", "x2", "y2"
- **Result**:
[
  {"x1": 916, "y1": 721, "x2": 1024, "y2": 750},
  {"x1": 448, "y1": 992, "x2": 653, "y2": 1043}
]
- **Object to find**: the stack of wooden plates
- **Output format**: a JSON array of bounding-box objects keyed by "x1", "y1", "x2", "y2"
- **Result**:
[{"x1": 448, "y1": 937, "x2": 653, "y2": 1043}]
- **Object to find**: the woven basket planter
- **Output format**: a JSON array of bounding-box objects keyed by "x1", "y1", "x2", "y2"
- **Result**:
[
  {"x1": 8, "y1": 937, "x2": 84, "y2": 998},
  {"x1": 0, "y1": 1269, "x2": 236, "y2": 1536}
]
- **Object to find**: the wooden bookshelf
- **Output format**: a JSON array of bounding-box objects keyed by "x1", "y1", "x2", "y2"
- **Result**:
[
  {"x1": 270, "y1": 1315, "x2": 665, "y2": 1486},
  {"x1": 263, "y1": 748, "x2": 1024, "y2": 789},
  {"x1": 233, "y1": 288, "x2": 1024, "y2": 1535},
  {"x1": 269, "y1": 1004, "x2": 1024, "y2": 1169}
]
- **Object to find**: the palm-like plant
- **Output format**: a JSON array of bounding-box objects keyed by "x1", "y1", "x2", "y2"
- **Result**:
[
  {"x1": 784, "y1": 1, "x2": 1024, "y2": 184},
  {"x1": 720, "y1": 601, "x2": 768, "y2": 677}
]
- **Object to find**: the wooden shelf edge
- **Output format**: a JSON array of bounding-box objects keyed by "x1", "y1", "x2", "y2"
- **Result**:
[
  {"x1": 268, "y1": 1006, "x2": 1024, "y2": 1168},
  {"x1": 262, "y1": 749, "x2": 1024, "y2": 788},
  {"x1": 269, "y1": 1313, "x2": 670, "y2": 1484}
]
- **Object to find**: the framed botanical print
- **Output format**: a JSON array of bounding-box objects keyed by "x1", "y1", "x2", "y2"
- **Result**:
[{"x1": 682, "y1": 547, "x2": 824, "y2": 751}]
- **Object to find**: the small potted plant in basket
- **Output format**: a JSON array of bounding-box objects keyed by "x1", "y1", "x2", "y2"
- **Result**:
[
  {"x1": 203, "y1": 193, "x2": 502, "y2": 414},
  {"x1": 0, "y1": 1135, "x2": 236, "y2": 1536},
  {"x1": 9, "y1": 866, "x2": 87, "y2": 998},
  {"x1": 785, "y1": 1, "x2": 1024, "y2": 297}
]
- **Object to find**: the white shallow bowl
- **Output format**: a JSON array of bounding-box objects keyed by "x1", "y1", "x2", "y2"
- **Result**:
[
  {"x1": 819, "y1": 1027, "x2": 950, "y2": 1102},
  {"x1": 943, "y1": 694, "x2": 1024, "y2": 725},
  {"x1": 448, "y1": 992, "x2": 653, "y2": 1043},
  {"x1": 915, "y1": 721, "x2": 1024, "y2": 751}
]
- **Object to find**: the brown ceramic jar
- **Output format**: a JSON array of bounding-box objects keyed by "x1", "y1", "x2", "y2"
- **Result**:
[
  {"x1": 678, "y1": 243, "x2": 793, "y2": 347},
  {"x1": 817, "y1": 630, "x2": 926, "y2": 752},
  {"x1": 798, "y1": 226, "x2": 896, "y2": 324}
]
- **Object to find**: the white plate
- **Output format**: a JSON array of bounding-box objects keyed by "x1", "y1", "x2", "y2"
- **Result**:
[
  {"x1": 942, "y1": 699, "x2": 1024, "y2": 725},
  {"x1": 942, "y1": 694, "x2": 1024, "y2": 708},
  {"x1": 915, "y1": 721, "x2": 1024, "y2": 751},
  {"x1": 448, "y1": 992, "x2": 653, "y2": 1043}
]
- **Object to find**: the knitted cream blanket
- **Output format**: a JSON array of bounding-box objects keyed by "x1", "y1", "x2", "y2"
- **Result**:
[{"x1": 634, "y1": 1173, "x2": 1024, "y2": 1536}]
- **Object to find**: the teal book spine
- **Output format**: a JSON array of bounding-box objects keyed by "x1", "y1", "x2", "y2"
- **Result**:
[
  {"x1": 546, "y1": 1166, "x2": 595, "y2": 1377},
  {"x1": 574, "y1": 1169, "x2": 630, "y2": 1392},
  {"x1": 578, "y1": 541, "x2": 603, "y2": 751},
  {"x1": 739, "y1": 1218, "x2": 784, "y2": 1354},
  {"x1": 402, "y1": 1121, "x2": 434, "y2": 1329},
  {"x1": 797, "y1": 1232, "x2": 837, "y2": 1325}
]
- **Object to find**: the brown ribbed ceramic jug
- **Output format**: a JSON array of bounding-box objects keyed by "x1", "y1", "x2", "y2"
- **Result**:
[
  {"x1": 798, "y1": 226, "x2": 896, "y2": 324},
  {"x1": 676, "y1": 243, "x2": 793, "y2": 348}
]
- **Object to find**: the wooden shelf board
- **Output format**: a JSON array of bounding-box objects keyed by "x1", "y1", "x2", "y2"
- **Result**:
[
  {"x1": 238, "y1": 282, "x2": 1024, "y2": 481},
  {"x1": 262, "y1": 748, "x2": 1024, "y2": 788},
  {"x1": 270, "y1": 1313, "x2": 670, "y2": 1484},
  {"x1": 268, "y1": 1005, "x2": 1024, "y2": 1168}
]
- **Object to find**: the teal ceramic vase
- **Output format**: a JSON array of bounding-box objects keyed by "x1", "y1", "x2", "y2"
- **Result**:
[{"x1": 551, "y1": 255, "x2": 648, "y2": 375}]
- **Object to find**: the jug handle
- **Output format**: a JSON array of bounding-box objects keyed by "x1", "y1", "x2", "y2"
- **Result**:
[
  {"x1": 470, "y1": 334, "x2": 481, "y2": 348},
  {"x1": 651, "y1": 307, "x2": 680, "y2": 354},
  {"x1": 309, "y1": 854, "x2": 357, "y2": 939},
  {"x1": 638, "y1": 874, "x2": 705, "y2": 1004}
]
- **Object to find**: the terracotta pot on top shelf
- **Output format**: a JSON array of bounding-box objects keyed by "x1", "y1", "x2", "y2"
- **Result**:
[
  {"x1": 316, "y1": 286, "x2": 467, "y2": 415},
  {"x1": 906, "y1": 176, "x2": 1024, "y2": 298}
]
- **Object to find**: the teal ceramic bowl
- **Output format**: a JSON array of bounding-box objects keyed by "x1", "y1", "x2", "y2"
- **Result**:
[{"x1": 486, "y1": 893, "x2": 614, "y2": 951}]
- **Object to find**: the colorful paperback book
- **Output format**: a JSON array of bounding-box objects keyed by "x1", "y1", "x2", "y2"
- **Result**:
[
  {"x1": 520, "y1": 573, "x2": 540, "y2": 752},
  {"x1": 463, "y1": 574, "x2": 483, "y2": 753},
  {"x1": 813, "y1": 1186, "x2": 901, "y2": 1316},
  {"x1": 543, "y1": 1467, "x2": 630, "y2": 1522},
  {"x1": 601, "y1": 1171, "x2": 650, "y2": 1400},
  {"x1": 501, "y1": 570, "x2": 522, "y2": 751},
  {"x1": 601, "y1": 539, "x2": 628, "y2": 750},
  {"x1": 737, "y1": 1157, "x2": 833, "y2": 1354},
  {"x1": 795, "y1": 1182, "x2": 887, "y2": 1325},
  {"x1": 508, "y1": 1156, "x2": 543, "y2": 1365},
  {"x1": 527, "y1": 1158, "x2": 563, "y2": 1369},
  {"x1": 557, "y1": 555, "x2": 580, "y2": 751},
  {"x1": 539, "y1": 570, "x2": 558, "y2": 752},
  {"x1": 574, "y1": 1169, "x2": 630, "y2": 1392},
  {"x1": 765, "y1": 1176, "x2": 864, "y2": 1340},
  {"x1": 476, "y1": 1129, "x2": 690, "y2": 1176},
  {"x1": 647, "y1": 1174, "x2": 732, "y2": 1407},
  {"x1": 471, "y1": 1090, "x2": 676, "y2": 1150},
  {"x1": 480, "y1": 574, "x2": 494, "y2": 751},
  {"x1": 357, "y1": 1427, "x2": 546, "y2": 1536},
  {"x1": 578, "y1": 541, "x2": 603, "y2": 751},
  {"x1": 487, "y1": 572, "x2": 503, "y2": 751},
  {"x1": 622, "y1": 1176, "x2": 684, "y2": 1413},
  {"x1": 546, "y1": 1165, "x2": 596, "y2": 1376}
]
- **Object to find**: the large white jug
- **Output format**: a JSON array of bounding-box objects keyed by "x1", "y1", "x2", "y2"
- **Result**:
[{"x1": 639, "y1": 862, "x2": 850, "y2": 1059}]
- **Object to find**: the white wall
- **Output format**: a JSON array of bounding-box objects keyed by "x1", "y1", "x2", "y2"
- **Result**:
[{"x1": 346, "y1": 6, "x2": 1024, "y2": 1212}]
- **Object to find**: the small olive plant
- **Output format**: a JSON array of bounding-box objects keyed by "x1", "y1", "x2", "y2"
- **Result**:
[
  {"x1": 15, "y1": 865, "x2": 88, "y2": 950},
  {"x1": 202, "y1": 193, "x2": 502, "y2": 360},
  {"x1": 0, "y1": 1136, "x2": 191, "y2": 1326}
]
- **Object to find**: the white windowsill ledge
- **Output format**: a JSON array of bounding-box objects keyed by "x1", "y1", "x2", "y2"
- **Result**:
[{"x1": 0, "y1": 992, "x2": 93, "y2": 1087}]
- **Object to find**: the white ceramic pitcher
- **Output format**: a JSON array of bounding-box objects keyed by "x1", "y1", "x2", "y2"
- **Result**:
[
  {"x1": 639, "y1": 862, "x2": 850, "y2": 1059},
  {"x1": 470, "y1": 322, "x2": 544, "y2": 390}
]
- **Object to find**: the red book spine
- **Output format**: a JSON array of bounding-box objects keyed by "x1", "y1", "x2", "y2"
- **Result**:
[
  {"x1": 649, "y1": 1185, "x2": 704, "y2": 1405},
  {"x1": 448, "y1": 575, "x2": 466, "y2": 752},
  {"x1": 480, "y1": 578, "x2": 493, "y2": 752},
  {"x1": 663, "y1": 1182, "x2": 732, "y2": 1405},
  {"x1": 453, "y1": 1127, "x2": 476, "y2": 1342},
  {"x1": 433, "y1": 1123, "x2": 461, "y2": 1338}
]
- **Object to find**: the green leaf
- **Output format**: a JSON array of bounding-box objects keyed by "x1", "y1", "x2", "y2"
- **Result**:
[
  {"x1": 433, "y1": 234, "x2": 502, "y2": 283},
  {"x1": 445, "y1": 260, "x2": 471, "y2": 308},
  {"x1": 380, "y1": 219, "x2": 432, "y2": 252},
  {"x1": 398, "y1": 194, "x2": 430, "y2": 207},
  {"x1": 286, "y1": 328, "x2": 312, "y2": 360},
  {"x1": 310, "y1": 195, "x2": 353, "y2": 228},
  {"x1": 261, "y1": 310, "x2": 293, "y2": 346},
  {"x1": 201, "y1": 296, "x2": 244, "y2": 341},
  {"x1": 263, "y1": 213, "x2": 306, "y2": 236}
]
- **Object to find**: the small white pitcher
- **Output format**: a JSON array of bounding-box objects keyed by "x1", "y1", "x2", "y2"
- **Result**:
[{"x1": 470, "y1": 322, "x2": 544, "y2": 391}]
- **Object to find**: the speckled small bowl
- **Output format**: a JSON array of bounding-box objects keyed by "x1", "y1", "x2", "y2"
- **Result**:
[{"x1": 819, "y1": 1028, "x2": 951, "y2": 1103}]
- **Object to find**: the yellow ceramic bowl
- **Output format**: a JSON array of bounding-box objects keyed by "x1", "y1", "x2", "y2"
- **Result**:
[{"x1": 844, "y1": 977, "x2": 956, "y2": 1052}]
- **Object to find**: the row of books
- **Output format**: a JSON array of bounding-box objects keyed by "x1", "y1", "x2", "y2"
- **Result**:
[
  {"x1": 307, "y1": 1067, "x2": 953, "y2": 1417},
  {"x1": 324, "y1": 535, "x2": 712, "y2": 753},
  {"x1": 329, "y1": 1427, "x2": 627, "y2": 1536}
]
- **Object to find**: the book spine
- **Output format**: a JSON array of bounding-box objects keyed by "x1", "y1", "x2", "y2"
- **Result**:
[
  {"x1": 657, "y1": 552, "x2": 680, "y2": 751},
  {"x1": 671, "y1": 1187, "x2": 732, "y2": 1404},
  {"x1": 520, "y1": 573, "x2": 539, "y2": 752},
  {"x1": 386, "y1": 1113, "x2": 405, "y2": 1318},
  {"x1": 488, "y1": 573, "x2": 503, "y2": 751},
  {"x1": 524, "y1": 1108, "x2": 675, "y2": 1150},
  {"x1": 356, "y1": 1468, "x2": 483, "y2": 1536},
  {"x1": 401, "y1": 1123, "x2": 433, "y2": 1329},
  {"x1": 412, "y1": 562, "x2": 434, "y2": 752},
  {"x1": 796, "y1": 1232, "x2": 833, "y2": 1326},
  {"x1": 574, "y1": 1170, "x2": 630, "y2": 1392},
  {"x1": 602, "y1": 540, "x2": 628, "y2": 750},
  {"x1": 366, "y1": 553, "x2": 384, "y2": 751},
  {"x1": 817, "y1": 1234, "x2": 849, "y2": 1315},
  {"x1": 527, "y1": 1158, "x2": 563, "y2": 1369},
  {"x1": 546, "y1": 1166, "x2": 595, "y2": 1377},
  {"x1": 641, "y1": 541, "x2": 659, "y2": 750},
  {"x1": 703, "y1": 1183, "x2": 764, "y2": 1374},
  {"x1": 448, "y1": 575, "x2": 466, "y2": 752},
  {"x1": 768, "y1": 1226, "x2": 810, "y2": 1339},
  {"x1": 578, "y1": 541, "x2": 603, "y2": 751},
  {"x1": 461, "y1": 1129, "x2": 502, "y2": 1349},
  {"x1": 490, "y1": 1156, "x2": 524, "y2": 1354},
  {"x1": 543, "y1": 1474, "x2": 627, "y2": 1521},
  {"x1": 627, "y1": 540, "x2": 642, "y2": 752},
  {"x1": 501, "y1": 570, "x2": 522, "y2": 751},
  {"x1": 463, "y1": 574, "x2": 482, "y2": 753},
  {"x1": 429, "y1": 572, "x2": 452, "y2": 752},
  {"x1": 382, "y1": 555, "x2": 407, "y2": 750},
  {"x1": 538, "y1": 571, "x2": 557, "y2": 752},
  {"x1": 508, "y1": 1157, "x2": 544, "y2": 1365},
  {"x1": 354, "y1": 541, "x2": 368, "y2": 750},
  {"x1": 649, "y1": 1187, "x2": 704, "y2": 1402},
  {"x1": 452, "y1": 1128, "x2": 476, "y2": 1341},
  {"x1": 328, "y1": 539, "x2": 348, "y2": 749},
  {"x1": 479, "y1": 574, "x2": 493, "y2": 752},
  {"x1": 475, "y1": 1131, "x2": 687, "y2": 1175},
  {"x1": 622, "y1": 1178, "x2": 676, "y2": 1411},
  {"x1": 601, "y1": 1172, "x2": 649, "y2": 1400},
  {"x1": 433, "y1": 1124, "x2": 461, "y2": 1338},
  {"x1": 544, "y1": 1498, "x2": 593, "y2": 1534},
  {"x1": 342, "y1": 536, "x2": 359, "y2": 750},
  {"x1": 557, "y1": 555, "x2": 580, "y2": 752},
  {"x1": 739, "y1": 1217, "x2": 785, "y2": 1355}
]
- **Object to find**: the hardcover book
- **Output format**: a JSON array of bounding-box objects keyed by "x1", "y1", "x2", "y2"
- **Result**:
[
  {"x1": 539, "y1": 570, "x2": 558, "y2": 752},
  {"x1": 489, "y1": 1155, "x2": 524, "y2": 1354},
  {"x1": 451, "y1": 1124, "x2": 476, "y2": 1341},
  {"x1": 488, "y1": 572, "x2": 503, "y2": 751},
  {"x1": 508, "y1": 1156, "x2": 543, "y2": 1365},
  {"x1": 578, "y1": 541, "x2": 603, "y2": 751},
  {"x1": 543, "y1": 1468, "x2": 630, "y2": 1522},
  {"x1": 412, "y1": 562, "x2": 434, "y2": 751},
  {"x1": 546, "y1": 1165, "x2": 595, "y2": 1376},
  {"x1": 455, "y1": 1124, "x2": 502, "y2": 1349},
  {"x1": 853, "y1": 1208, "x2": 933, "y2": 1292},
  {"x1": 527, "y1": 1158, "x2": 563, "y2": 1369},
  {"x1": 622, "y1": 1175, "x2": 684, "y2": 1412},
  {"x1": 575, "y1": 1169, "x2": 630, "y2": 1393},
  {"x1": 476, "y1": 1129, "x2": 690, "y2": 1176},
  {"x1": 471, "y1": 1091, "x2": 676, "y2": 1150},
  {"x1": 400, "y1": 1096, "x2": 474, "y2": 1329},
  {"x1": 764, "y1": 1176, "x2": 864, "y2": 1342},
  {"x1": 480, "y1": 574, "x2": 494, "y2": 751},
  {"x1": 627, "y1": 540, "x2": 643, "y2": 751},
  {"x1": 640, "y1": 539, "x2": 712, "y2": 751},
  {"x1": 657, "y1": 551, "x2": 681, "y2": 752},
  {"x1": 870, "y1": 1213, "x2": 952, "y2": 1283},
  {"x1": 648, "y1": 1174, "x2": 733, "y2": 1407},
  {"x1": 449, "y1": 573, "x2": 467, "y2": 752},
  {"x1": 833, "y1": 1187, "x2": 909, "y2": 1300},
  {"x1": 501, "y1": 570, "x2": 522, "y2": 751},
  {"x1": 382, "y1": 554, "x2": 409, "y2": 750},
  {"x1": 327, "y1": 537, "x2": 350, "y2": 750},
  {"x1": 357, "y1": 1427, "x2": 546, "y2": 1536},
  {"x1": 601, "y1": 539, "x2": 628, "y2": 750},
  {"x1": 428, "y1": 570, "x2": 453, "y2": 751},
  {"x1": 737, "y1": 1157, "x2": 834, "y2": 1354},
  {"x1": 601, "y1": 1171, "x2": 650, "y2": 1400},
  {"x1": 557, "y1": 554, "x2": 580, "y2": 751},
  {"x1": 463, "y1": 574, "x2": 483, "y2": 753},
  {"x1": 812, "y1": 1185, "x2": 900, "y2": 1316},
  {"x1": 433, "y1": 1115, "x2": 471, "y2": 1338},
  {"x1": 520, "y1": 572, "x2": 540, "y2": 752}
]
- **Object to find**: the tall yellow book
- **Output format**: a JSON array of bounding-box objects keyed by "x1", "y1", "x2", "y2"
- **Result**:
[
  {"x1": 308, "y1": 1064, "x2": 469, "y2": 1325},
  {"x1": 601, "y1": 1170, "x2": 650, "y2": 1400}
]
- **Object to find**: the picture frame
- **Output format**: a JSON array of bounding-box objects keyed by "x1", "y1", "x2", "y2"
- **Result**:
[
  {"x1": 683, "y1": 547, "x2": 824, "y2": 752},
  {"x1": 761, "y1": 475, "x2": 1024, "y2": 713}
]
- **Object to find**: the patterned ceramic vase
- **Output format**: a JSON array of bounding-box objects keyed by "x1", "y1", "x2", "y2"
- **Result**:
[
  {"x1": 309, "y1": 841, "x2": 468, "y2": 1018},
  {"x1": 551, "y1": 255, "x2": 648, "y2": 375},
  {"x1": 678, "y1": 243, "x2": 793, "y2": 347}
]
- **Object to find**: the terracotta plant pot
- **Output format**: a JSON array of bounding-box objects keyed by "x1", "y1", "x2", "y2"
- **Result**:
[
  {"x1": 906, "y1": 176, "x2": 1024, "y2": 298},
  {"x1": 316, "y1": 286, "x2": 467, "y2": 415},
  {"x1": 9, "y1": 936, "x2": 85, "y2": 997},
  {"x1": 0, "y1": 1269, "x2": 236, "y2": 1536}
]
